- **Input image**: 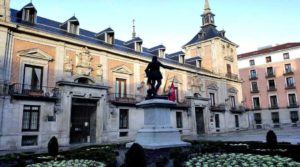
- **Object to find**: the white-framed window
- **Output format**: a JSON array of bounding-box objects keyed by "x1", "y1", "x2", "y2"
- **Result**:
[
  {"x1": 22, "y1": 105, "x2": 40, "y2": 131},
  {"x1": 268, "y1": 79, "x2": 276, "y2": 90},
  {"x1": 179, "y1": 54, "x2": 185, "y2": 64},
  {"x1": 269, "y1": 95, "x2": 278, "y2": 108},
  {"x1": 288, "y1": 93, "x2": 297, "y2": 106},
  {"x1": 251, "y1": 82, "x2": 258, "y2": 92},
  {"x1": 229, "y1": 95, "x2": 236, "y2": 108},
  {"x1": 135, "y1": 42, "x2": 142, "y2": 52},
  {"x1": 283, "y1": 52, "x2": 290, "y2": 60},
  {"x1": 252, "y1": 97, "x2": 260, "y2": 109},
  {"x1": 266, "y1": 56, "x2": 272, "y2": 63},
  {"x1": 249, "y1": 59, "x2": 255, "y2": 66},
  {"x1": 23, "y1": 8, "x2": 37, "y2": 23},
  {"x1": 285, "y1": 63, "x2": 292, "y2": 73},
  {"x1": 250, "y1": 69, "x2": 257, "y2": 78},
  {"x1": 286, "y1": 77, "x2": 295, "y2": 87}
]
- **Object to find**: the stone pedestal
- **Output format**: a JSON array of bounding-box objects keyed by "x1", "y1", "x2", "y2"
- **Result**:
[{"x1": 127, "y1": 98, "x2": 190, "y2": 149}]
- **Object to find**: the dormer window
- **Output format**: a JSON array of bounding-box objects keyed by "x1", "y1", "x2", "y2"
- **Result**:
[
  {"x1": 20, "y1": 3, "x2": 37, "y2": 24},
  {"x1": 135, "y1": 42, "x2": 142, "y2": 52},
  {"x1": 179, "y1": 54, "x2": 185, "y2": 64},
  {"x1": 196, "y1": 59, "x2": 201, "y2": 68},
  {"x1": 23, "y1": 9, "x2": 36, "y2": 23},
  {"x1": 106, "y1": 32, "x2": 114, "y2": 44},
  {"x1": 68, "y1": 21, "x2": 79, "y2": 34},
  {"x1": 159, "y1": 49, "x2": 165, "y2": 58}
]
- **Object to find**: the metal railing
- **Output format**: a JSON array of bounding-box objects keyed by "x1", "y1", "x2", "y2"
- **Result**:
[
  {"x1": 210, "y1": 104, "x2": 226, "y2": 112},
  {"x1": 225, "y1": 73, "x2": 239, "y2": 80},
  {"x1": 108, "y1": 93, "x2": 145, "y2": 104},
  {"x1": 9, "y1": 83, "x2": 60, "y2": 98},
  {"x1": 230, "y1": 105, "x2": 246, "y2": 113}
]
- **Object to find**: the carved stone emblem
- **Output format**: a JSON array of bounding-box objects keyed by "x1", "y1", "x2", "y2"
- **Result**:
[{"x1": 74, "y1": 47, "x2": 93, "y2": 76}]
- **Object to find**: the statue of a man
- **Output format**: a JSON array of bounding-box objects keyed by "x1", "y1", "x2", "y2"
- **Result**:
[{"x1": 145, "y1": 56, "x2": 174, "y2": 97}]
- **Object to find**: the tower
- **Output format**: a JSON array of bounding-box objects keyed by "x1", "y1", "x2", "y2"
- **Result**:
[
  {"x1": 0, "y1": 0, "x2": 10, "y2": 22},
  {"x1": 183, "y1": 0, "x2": 238, "y2": 75}
]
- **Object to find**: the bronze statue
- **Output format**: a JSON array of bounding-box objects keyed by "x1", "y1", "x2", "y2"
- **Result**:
[{"x1": 145, "y1": 56, "x2": 174, "y2": 98}]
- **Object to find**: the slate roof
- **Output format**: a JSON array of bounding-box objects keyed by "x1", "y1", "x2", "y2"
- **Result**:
[
  {"x1": 166, "y1": 51, "x2": 185, "y2": 58},
  {"x1": 183, "y1": 25, "x2": 233, "y2": 47},
  {"x1": 95, "y1": 27, "x2": 114, "y2": 37},
  {"x1": 124, "y1": 37, "x2": 143, "y2": 45},
  {"x1": 9, "y1": 5, "x2": 206, "y2": 70},
  {"x1": 238, "y1": 43, "x2": 300, "y2": 59},
  {"x1": 22, "y1": 2, "x2": 36, "y2": 10},
  {"x1": 149, "y1": 45, "x2": 166, "y2": 52}
]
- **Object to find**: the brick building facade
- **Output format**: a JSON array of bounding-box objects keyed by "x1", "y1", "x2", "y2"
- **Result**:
[{"x1": 238, "y1": 43, "x2": 300, "y2": 129}]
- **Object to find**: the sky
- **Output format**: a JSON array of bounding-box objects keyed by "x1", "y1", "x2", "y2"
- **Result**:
[{"x1": 10, "y1": 0, "x2": 300, "y2": 54}]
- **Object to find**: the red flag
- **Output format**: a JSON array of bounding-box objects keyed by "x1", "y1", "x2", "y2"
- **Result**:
[{"x1": 168, "y1": 81, "x2": 176, "y2": 102}]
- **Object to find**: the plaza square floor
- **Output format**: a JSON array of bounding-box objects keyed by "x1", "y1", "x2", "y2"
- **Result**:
[{"x1": 183, "y1": 127, "x2": 300, "y2": 144}]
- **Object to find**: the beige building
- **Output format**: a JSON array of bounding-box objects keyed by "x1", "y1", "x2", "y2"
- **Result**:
[{"x1": 0, "y1": 0, "x2": 248, "y2": 151}]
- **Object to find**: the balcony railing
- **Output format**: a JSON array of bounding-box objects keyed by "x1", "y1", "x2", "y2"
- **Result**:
[
  {"x1": 210, "y1": 104, "x2": 226, "y2": 112},
  {"x1": 230, "y1": 105, "x2": 245, "y2": 114},
  {"x1": 252, "y1": 106, "x2": 261, "y2": 110},
  {"x1": 267, "y1": 86, "x2": 277, "y2": 92},
  {"x1": 108, "y1": 93, "x2": 145, "y2": 106},
  {"x1": 225, "y1": 73, "x2": 239, "y2": 80},
  {"x1": 249, "y1": 75, "x2": 257, "y2": 80},
  {"x1": 269, "y1": 104, "x2": 279, "y2": 110},
  {"x1": 9, "y1": 83, "x2": 60, "y2": 101},
  {"x1": 287, "y1": 102, "x2": 299, "y2": 108},
  {"x1": 265, "y1": 72, "x2": 275, "y2": 78},
  {"x1": 285, "y1": 83, "x2": 296, "y2": 89},
  {"x1": 250, "y1": 89, "x2": 259, "y2": 93},
  {"x1": 283, "y1": 69, "x2": 294, "y2": 76}
]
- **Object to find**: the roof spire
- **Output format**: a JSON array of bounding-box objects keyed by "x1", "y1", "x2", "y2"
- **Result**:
[
  {"x1": 132, "y1": 19, "x2": 136, "y2": 39},
  {"x1": 203, "y1": 0, "x2": 211, "y2": 14}
]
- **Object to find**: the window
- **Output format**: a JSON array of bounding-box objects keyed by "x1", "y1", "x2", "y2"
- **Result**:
[
  {"x1": 23, "y1": 9, "x2": 36, "y2": 23},
  {"x1": 210, "y1": 93, "x2": 216, "y2": 106},
  {"x1": 227, "y1": 64, "x2": 232, "y2": 74},
  {"x1": 266, "y1": 56, "x2": 272, "y2": 63},
  {"x1": 285, "y1": 64, "x2": 292, "y2": 73},
  {"x1": 159, "y1": 49, "x2": 165, "y2": 58},
  {"x1": 235, "y1": 115, "x2": 239, "y2": 128},
  {"x1": 250, "y1": 69, "x2": 257, "y2": 78},
  {"x1": 254, "y1": 113, "x2": 262, "y2": 124},
  {"x1": 271, "y1": 112, "x2": 280, "y2": 124},
  {"x1": 266, "y1": 67, "x2": 274, "y2": 76},
  {"x1": 270, "y1": 95, "x2": 278, "y2": 108},
  {"x1": 22, "y1": 135, "x2": 38, "y2": 146},
  {"x1": 179, "y1": 54, "x2": 185, "y2": 63},
  {"x1": 290, "y1": 111, "x2": 299, "y2": 123},
  {"x1": 196, "y1": 59, "x2": 201, "y2": 68},
  {"x1": 119, "y1": 109, "x2": 128, "y2": 129},
  {"x1": 249, "y1": 59, "x2": 255, "y2": 66},
  {"x1": 288, "y1": 93, "x2": 297, "y2": 106},
  {"x1": 215, "y1": 114, "x2": 220, "y2": 128},
  {"x1": 253, "y1": 97, "x2": 260, "y2": 109},
  {"x1": 286, "y1": 77, "x2": 294, "y2": 87},
  {"x1": 135, "y1": 42, "x2": 142, "y2": 52},
  {"x1": 251, "y1": 82, "x2": 258, "y2": 92},
  {"x1": 174, "y1": 87, "x2": 179, "y2": 103},
  {"x1": 23, "y1": 65, "x2": 43, "y2": 91},
  {"x1": 22, "y1": 105, "x2": 40, "y2": 131},
  {"x1": 176, "y1": 112, "x2": 183, "y2": 128},
  {"x1": 69, "y1": 22, "x2": 79, "y2": 34},
  {"x1": 229, "y1": 96, "x2": 236, "y2": 108},
  {"x1": 115, "y1": 78, "x2": 126, "y2": 98},
  {"x1": 268, "y1": 80, "x2": 275, "y2": 90},
  {"x1": 283, "y1": 53, "x2": 290, "y2": 60},
  {"x1": 107, "y1": 33, "x2": 114, "y2": 44}
]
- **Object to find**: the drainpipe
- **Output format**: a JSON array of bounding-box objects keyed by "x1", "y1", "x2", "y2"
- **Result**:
[{"x1": 0, "y1": 29, "x2": 13, "y2": 135}]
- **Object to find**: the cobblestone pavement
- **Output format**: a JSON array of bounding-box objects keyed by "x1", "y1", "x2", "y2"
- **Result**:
[{"x1": 183, "y1": 127, "x2": 300, "y2": 144}]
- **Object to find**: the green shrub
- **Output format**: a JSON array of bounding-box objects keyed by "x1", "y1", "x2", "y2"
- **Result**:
[
  {"x1": 266, "y1": 130, "x2": 277, "y2": 149},
  {"x1": 47, "y1": 136, "x2": 59, "y2": 158},
  {"x1": 124, "y1": 143, "x2": 146, "y2": 167}
]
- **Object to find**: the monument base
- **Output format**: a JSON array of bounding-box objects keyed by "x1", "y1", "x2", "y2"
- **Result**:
[{"x1": 126, "y1": 98, "x2": 190, "y2": 149}]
